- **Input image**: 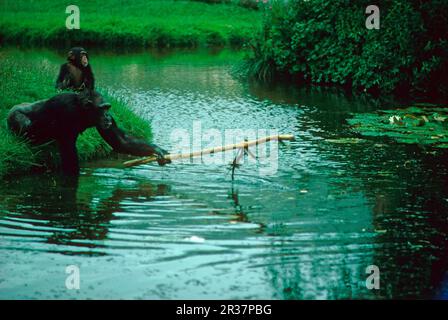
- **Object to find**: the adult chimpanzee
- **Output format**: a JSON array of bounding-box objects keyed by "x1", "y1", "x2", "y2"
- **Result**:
[
  {"x1": 56, "y1": 47, "x2": 94, "y2": 92},
  {"x1": 7, "y1": 91, "x2": 170, "y2": 175}
]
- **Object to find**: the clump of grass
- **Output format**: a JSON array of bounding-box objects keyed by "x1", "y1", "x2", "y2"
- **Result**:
[
  {"x1": 0, "y1": 53, "x2": 152, "y2": 178},
  {"x1": 0, "y1": 0, "x2": 262, "y2": 49}
]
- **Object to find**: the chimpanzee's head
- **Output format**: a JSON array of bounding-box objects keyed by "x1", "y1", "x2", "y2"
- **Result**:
[
  {"x1": 68, "y1": 47, "x2": 89, "y2": 68},
  {"x1": 95, "y1": 103, "x2": 113, "y2": 130},
  {"x1": 80, "y1": 90, "x2": 113, "y2": 130}
]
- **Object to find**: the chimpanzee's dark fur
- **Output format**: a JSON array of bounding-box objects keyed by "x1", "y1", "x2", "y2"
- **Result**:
[
  {"x1": 56, "y1": 47, "x2": 94, "y2": 91},
  {"x1": 7, "y1": 91, "x2": 169, "y2": 175}
]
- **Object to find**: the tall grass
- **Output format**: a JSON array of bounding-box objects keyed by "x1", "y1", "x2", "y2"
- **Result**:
[
  {"x1": 0, "y1": 54, "x2": 152, "y2": 178},
  {"x1": 0, "y1": 0, "x2": 262, "y2": 48}
]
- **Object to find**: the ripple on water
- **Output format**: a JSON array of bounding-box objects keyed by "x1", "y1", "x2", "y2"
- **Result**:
[{"x1": 1, "y1": 48, "x2": 447, "y2": 299}]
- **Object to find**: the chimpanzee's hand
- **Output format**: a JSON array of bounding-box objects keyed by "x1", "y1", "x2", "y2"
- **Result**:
[{"x1": 153, "y1": 146, "x2": 171, "y2": 166}]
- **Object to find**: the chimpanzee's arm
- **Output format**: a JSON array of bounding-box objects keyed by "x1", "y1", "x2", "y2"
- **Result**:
[
  {"x1": 83, "y1": 65, "x2": 95, "y2": 91},
  {"x1": 96, "y1": 116, "x2": 170, "y2": 165},
  {"x1": 58, "y1": 134, "x2": 80, "y2": 175},
  {"x1": 55, "y1": 64, "x2": 70, "y2": 90}
]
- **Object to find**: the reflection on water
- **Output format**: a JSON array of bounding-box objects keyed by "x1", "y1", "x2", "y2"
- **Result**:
[{"x1": 1, "y1": 48, "x2": 448, "y2": 299}]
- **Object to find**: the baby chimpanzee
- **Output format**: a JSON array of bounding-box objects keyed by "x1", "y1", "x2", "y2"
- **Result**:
[{"x1": 56, "y1": 47, "x2": 94, "y2": 92}]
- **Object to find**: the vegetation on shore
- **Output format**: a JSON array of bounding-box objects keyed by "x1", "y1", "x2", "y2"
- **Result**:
[
  {"x1": 0, "y1": 54, "x2": 152, "y2": 178},
  {"x1": 0, "y1": 0, "x2": 262, "y2": 48},
  {"x1": 244, "y1": 0, "x2": 448, "y2": 101}
]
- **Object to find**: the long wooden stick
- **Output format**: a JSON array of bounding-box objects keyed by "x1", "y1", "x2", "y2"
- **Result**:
[{"x1": 123, "y1": 134, "x2": 295, "y2": 168}]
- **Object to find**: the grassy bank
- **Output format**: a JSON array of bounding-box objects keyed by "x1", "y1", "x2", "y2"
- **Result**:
[
  {"x1": 0, "y1": 53, "x2": 152, "y2": 178},
  {"x1": 0, "y1": 0, "x2": 262, "y2": 48}
]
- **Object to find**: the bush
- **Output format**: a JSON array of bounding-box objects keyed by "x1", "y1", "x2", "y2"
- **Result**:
[{"x1": 245, "y1": 0, "x2": 448, "y2": 101}]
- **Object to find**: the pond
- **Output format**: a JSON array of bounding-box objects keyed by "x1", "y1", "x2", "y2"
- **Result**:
[{"x1": 1, "y1": 47, "x2": 448, "y2": 299}]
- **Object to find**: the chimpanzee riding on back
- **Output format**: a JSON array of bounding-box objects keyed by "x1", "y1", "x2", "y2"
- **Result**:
[{"x1": 56, "y1": 47, "x2": 94, "y2": 92}]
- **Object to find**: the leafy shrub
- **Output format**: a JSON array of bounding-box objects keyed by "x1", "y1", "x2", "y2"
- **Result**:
[{"x1": 245, "y1": 0, "x2": 448, "y2": 101}]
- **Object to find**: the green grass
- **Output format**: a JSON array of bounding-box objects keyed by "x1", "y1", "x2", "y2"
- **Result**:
[
  {"x1": 0, "y1": 52, "x2": 152, "y2": 178},
  {"x1": 0, "y1": 0, "x2": 262, "y2": 48}
]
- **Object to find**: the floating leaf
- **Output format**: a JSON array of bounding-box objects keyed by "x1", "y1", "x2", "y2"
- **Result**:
[
  {"x1": 348, "y1": 106, "x2": 448, "y2": 149},
  {"x1": 326, "y1": 138, "x2": 365, "y2": 144},
  {"x1": 433, "y1": 114, "x2": 446, "y2": 122}
]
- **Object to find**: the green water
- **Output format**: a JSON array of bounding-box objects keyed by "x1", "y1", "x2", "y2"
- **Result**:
[{"x1": 1, "y1": 48, "x2": 448, "y2": 299}]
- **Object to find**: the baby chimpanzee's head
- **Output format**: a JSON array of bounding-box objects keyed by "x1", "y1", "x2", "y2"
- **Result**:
[{"x1": 68, "y1": 47, "x2": 89, "y2": 68}]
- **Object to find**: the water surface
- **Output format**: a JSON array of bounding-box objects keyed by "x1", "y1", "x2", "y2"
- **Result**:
[{"x1": 1, "y1": 48, "x2": 448, "y2": 299}]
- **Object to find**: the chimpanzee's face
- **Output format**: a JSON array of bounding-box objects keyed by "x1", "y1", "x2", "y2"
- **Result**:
[
  {"x1": 97, "y1": 107, "x2": 113, "y2": 130},
  {"x1": 82, "y1": 91, "x2": 112, "y2": 129},
  {"x1": 93, "y1": 94, "x2": 112, "y2": 129},
  {"x1": 85, "y1": 103, "x2": 112, "y2": 130},
  {"x1": 81, "y1": 54, "x2": 89, "y2": 67}
]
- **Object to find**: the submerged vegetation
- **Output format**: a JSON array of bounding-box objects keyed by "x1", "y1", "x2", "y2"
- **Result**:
[
  {"x1": 244, "y1": 0, "x2": 448, "y2": 101},
  {"x1": 0, "y1": 54, "x2": 152, "y2": 178},
  {"x1": 348, "y1": 107, "x2": 448, "y2": 148},
  {"x1": 0, "y1": 0, "x2": 262, "y2": 48}
]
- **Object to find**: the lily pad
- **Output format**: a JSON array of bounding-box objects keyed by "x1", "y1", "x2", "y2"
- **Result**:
[
  {"x1": 325, "y1": 138, "x2": 366, "y2": 144},
  {"x1": 347, "y1": 106, "x2": 448, "y2": 148}
]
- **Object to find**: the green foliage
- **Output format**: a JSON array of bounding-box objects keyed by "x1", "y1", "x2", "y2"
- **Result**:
[
  {"x1": 0, "y1": 0, "x2": 262, "y2": 48},
  {"x1": 190, "y1": 0, "x2": 261, "y2": 10},
  {"x1": 348, "y1": 107, "x2": 448, "y2": 148},
  {"x1": 0, "y1": 55, "x2": 152, "y2": 178},
  {"x1": 245, "y1": 0, "x2": 448, "y2": 100}
]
